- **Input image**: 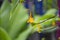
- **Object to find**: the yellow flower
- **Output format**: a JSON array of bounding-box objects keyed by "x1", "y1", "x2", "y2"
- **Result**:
[
  {"x1": 37, "y1": 24, "x2": 42, "y2": 33},
  {"x1": 52, "y1": 21, "x2": 56, "y2": 26},
  {"x1": 20, "y1": 0, "x2": 24, "y2": 3},
  {"x1": 27, "y1": 12, "x2": 34, "y2": 23}
]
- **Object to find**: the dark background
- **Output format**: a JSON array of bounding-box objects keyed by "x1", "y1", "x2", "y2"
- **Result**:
[{"x1": 0, "y1": 0, "x2": 3, "y2": 6}]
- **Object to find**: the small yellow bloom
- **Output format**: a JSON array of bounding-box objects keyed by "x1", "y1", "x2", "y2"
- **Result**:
[
  {"x1": 52, "y1": 21, "x2": 56, "y2": 26},
  {"x1": 58, "y1": 18, "x2": 60, "y2": 20},
  {"x1": 20, "y1": 0, "x2": 24, "y2": 3},
  {"x1": 27, "y1": 12, "x2": 34, "y2": 23},
  {"x1": 37, "y1": 24, "x2": 42, "y2": 33}
]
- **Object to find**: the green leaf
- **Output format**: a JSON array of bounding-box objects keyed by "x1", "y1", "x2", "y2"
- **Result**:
[
  {"x1": 10, "y1": 0, "x2": 19, "y2": 13},
  {"x1": 0, "y1": 27, "x2": 11, "y2": 40},
  {"x1": 41, "y1": 9, "x2": 57, "y2": 20},
  {"x1": 1, "y1": 0, "x2": 10, "y2": 13},
  {"x1": 0, "y1": 3, "x2": 11, "y2": 30},
  {"x1": 11, "y1": 0, "x2": 19, "y2": 6},
  {"x1": 33, "y1": 9, "x2": 57, "y2": 33},
  {"x1": 42, "y1": 26, "x2": 57, "y2": 33},
  {"x1": 41, "y1": 18, "x2": 56, "y2": 27},
  {"x1": 16, "y1": 24, "x2": 33, "y2": 40},
  {"x1": 9, "y1": 3, "x2": 28, "y2": 39},
  {"x1": 34, "y1": 9, "x2": 57, "y2": 23}
]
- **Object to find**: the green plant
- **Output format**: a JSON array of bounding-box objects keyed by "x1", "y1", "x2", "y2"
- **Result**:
[
  {"x1": 0, "y1": 0, "x2": 57, "y2": 40},
  {"x1": 0, "y1": 0, "x2": 34, "y2": 40}
]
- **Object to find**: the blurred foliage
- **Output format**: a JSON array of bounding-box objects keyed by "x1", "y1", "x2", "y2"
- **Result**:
[
  {"x1": 0, "y1": 0, "x2": 34, "y2": 40},
  {"x1": 0, "y1": 0, "x2": 57, "y2": 40}
]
